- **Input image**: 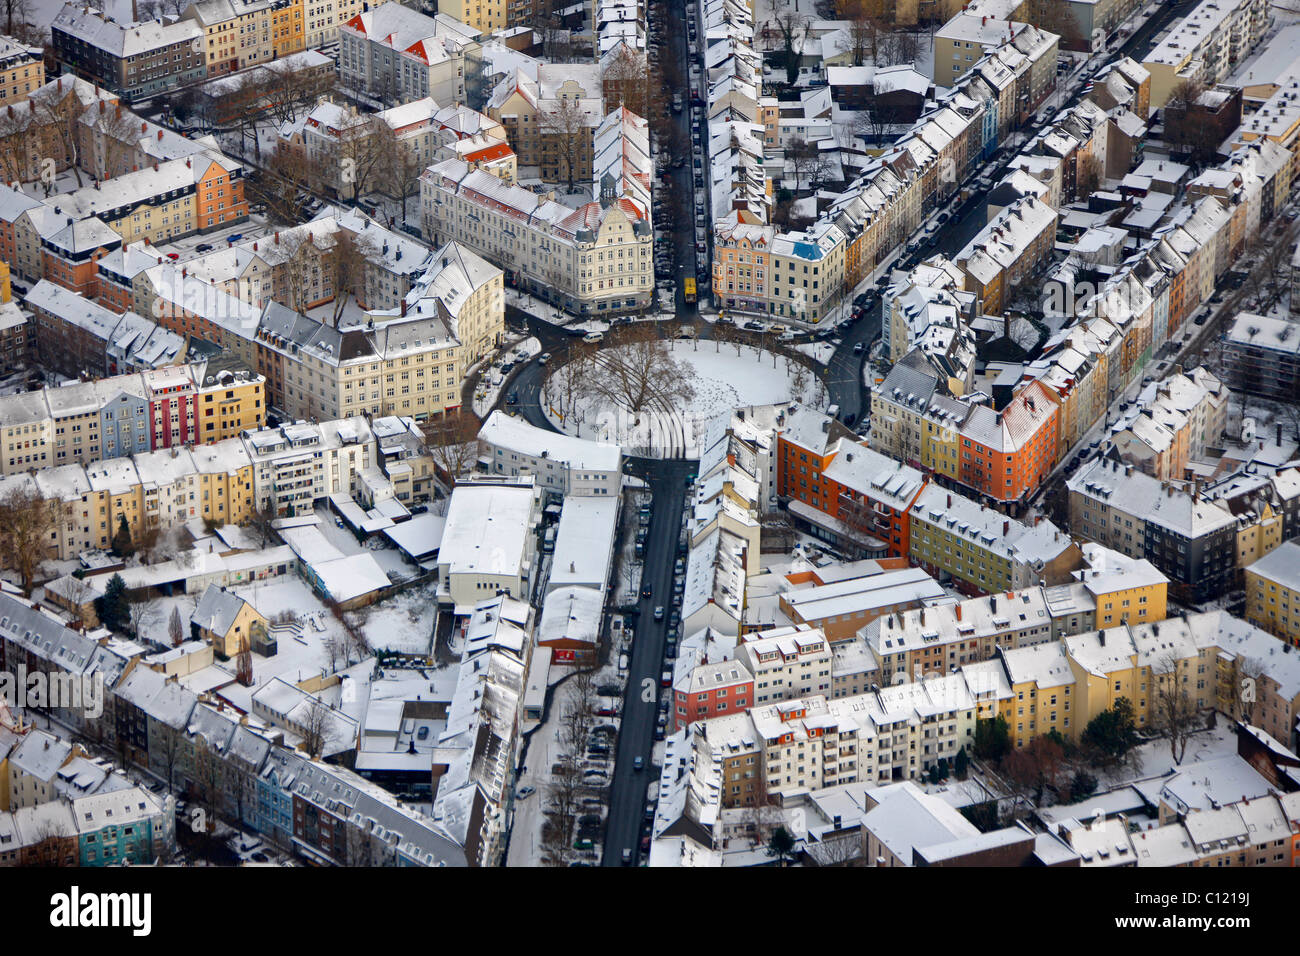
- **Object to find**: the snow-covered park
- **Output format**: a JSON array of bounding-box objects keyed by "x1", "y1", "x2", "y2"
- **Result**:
[{"x1": 543, "y1": 341, "x2": 827, "y2": 457}]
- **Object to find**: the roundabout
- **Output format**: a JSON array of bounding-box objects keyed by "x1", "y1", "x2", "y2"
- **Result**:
[{"x1": 539, "y1": 338, "x2": 829, "y2": 458}]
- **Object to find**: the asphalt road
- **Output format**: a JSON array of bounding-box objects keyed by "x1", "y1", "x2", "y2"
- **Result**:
[{"x1": 600, "y1": 456, "x2": 695, "y2": 866}]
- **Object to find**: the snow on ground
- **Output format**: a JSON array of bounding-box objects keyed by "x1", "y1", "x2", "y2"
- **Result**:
[
  {"x1": 348, "y1": 582, "x2": 438, "y2": 656},
  {"x1": 545, "y1": 341, "x2": 815, "y2": 457},
  {"x1": 794, "y1": 341, "x2": 835, "y2": 364},
  {"x1": 1094, "y1": 722, "x2": 1242, "y2": 792}
]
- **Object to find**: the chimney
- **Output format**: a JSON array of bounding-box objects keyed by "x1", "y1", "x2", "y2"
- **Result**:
[
  {"x1": 253, "y1": 242, "x2": 258, "y2": 251},
  {"x1": 1003, "y1": 520, "x2": 1009, "y2": 535},
  {"x1": 275, "y1": 232, "x2": 280, "y2": 244},
  {"x1": 947, "y1": 494, "x2": 952, "y2": 507},
  {"x1": 401, "y1": 299, "x2": 407, "y2": 317},
  {"x1": 955, "y1": 603, "x2": 962, "y2": 621}
]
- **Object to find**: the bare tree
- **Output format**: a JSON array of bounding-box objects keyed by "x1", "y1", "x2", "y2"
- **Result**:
[
  {"x1": 538, "y1": 98, "x2": 591, "y2": 193},
  {"x1": 300, "y1": 697, "x2": 334, "y2": 759},
  {"x1": 156, "y1": 724, "x2": 183, "y2": 791},
  {"x1": 325, "y1": 227, "x2": 375, "y2": 325},
  {"x1": 540, "y1": 759, "x2": 581, "y2": 865},
  {"x1": 585, "y1": 322, "x2": 696, "y2": 421},
  {"x1": 603, "y1": 45, "x2": 652, "y2": 119},
  {"x1": 32, "y1": 91, "x2": 87, "y2": 189},
  {"x1": 771, "y1": 11, "x2": 811, "y2": 86},
  {"x1": 322, "y1": 634, "x2": 345, "y2": 674},
  {"x1": 1074, "y1": 152, "x2": 1102, "y2": 200},
  {"x1": 169, "y1": 605, "x2": 185, "y2": 647},
  {"x1": 422, "y1": 409, "x2": 482, "y2": 487},
  {"x1": 1151, "y1": 653, "x2": 1199, "y2": 765},
  {"x1": 0, "y1": 484, "x2": 59, "y2": 594},
  {"x1": 787, "y1": 137, "x2": 820, "y2": 193},
  {"x1": 808, "y1": 830, "x2": 865, "y2": 866},
  {"x1": 247, "y1": 141, "x2": 325, "y2": 227},
  {"x1": 127, "y1": 592, "x2": 163, "y2": 641},
  {"x1": 245, "y1": 495, "x2": 280, "y2": 544},
  {"x1": 335, "y1": 114, "x2": 388, "y2": 201},
  {"x1": 843, "y1": 0, "x2": 883, "y2": 64},
  {"x1": 21, "y1": 817, "x2": 73, "y2": 867}
]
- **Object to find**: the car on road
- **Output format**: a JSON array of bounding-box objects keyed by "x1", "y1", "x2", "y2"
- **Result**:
[
  {"x1": 583, "y1": 331, "x2": 604, "y2": 343},
  {"x1": 516, "y1": 786, "x2": 536, "y2": 800},
  {"x1": 633, "y1": 756, "x2": 645, "y2": 771},
  {"x1": 622, "y1": 848, "x2": 633, "y2": 865},
  {"x1": 853, "y1": 341, "x2": 865, "y2": 354},
  {"x1": 195, "y1": 243, "x2": 214, "y2": 253},
  {"x1": 225, "y1": 234, "x2": 242, "y2": 243},
  {"x1": 506, "y1": 390, "x2": 518, "y2": 404},
  {"x1": 641, "y1": 582, "x2": 652, "y2": 598},
  {"x1": 537, "y1": 353, "x2": 551, "y2": 365},
  {"x1": 653, "y1": 605, "x2": 665, "y2": 621}
]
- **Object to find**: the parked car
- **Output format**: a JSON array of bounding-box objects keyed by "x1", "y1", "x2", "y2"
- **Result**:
[
  {"x1": 538, "y1": 353, "x2": 551, "y2": 365},
  {"x1": 654, "y1": 605, "x2": 665, "y2": 621},
  {"x1": 195, "y1": 243, "x2": 213, "y2": 253}
]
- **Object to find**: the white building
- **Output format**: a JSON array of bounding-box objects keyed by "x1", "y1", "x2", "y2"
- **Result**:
[
  {"x1": 436, "y1": 477, "x2": 542, "y2": 609},
  {"x1": 477, "y1": 410, "x2": 622, "y2": 497}
]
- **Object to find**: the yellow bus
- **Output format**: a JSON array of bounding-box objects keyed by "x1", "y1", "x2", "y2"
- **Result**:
[{"x1": 683, "y1": 276, "x2": 696, "y2": 303}]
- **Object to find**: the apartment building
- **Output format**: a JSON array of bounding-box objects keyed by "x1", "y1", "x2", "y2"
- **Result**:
[
  {"x1": 695, "y1": 672, "x2": 978, "y2": 808},
  {"x1": 26, "y1": 280, "x2": 188, "y2": 381},
  {"x1": 955, "y1": 195, "x2": 1057, "y2": 315},
  {"x1": 488, "y1": 63, "x2": 604, "y2": 185},
  {"x1": 477, "y1": 410, "x2": 622, "y2": 497},
  {"x1": 339, "y1": 5, "x2": 478, "y2": 107},
  {"x1": 1142, "y1": 0, "x2": 1270, "y2": 110},
  {"x1": 1068, "y1": 456, "x2": 1244, "y2": 603},
  {"x1": 956, "y1": 379, "x2": 1059, "y2": 506},
  {"x1": 52, "y1": 6, "x2": 204, "y2": 101},
  {"x1": 1221, "y1": 313, "x2": 1300, "y2": 402},
  {"x1": 148, "y1": 233, "x2": 502, "y2": 423},
  {"x1": 0, "y1": 359, "x2": 263, "y2": 474},
  {"x1": 908, "y1": 483, "x2": 1083, "y2": 595},
  {"x1": 1245, "y1": 541, "x2": 1300, "y2": 646},
  {"x1": 184, "y1": 0, "x2": 274, "y2": 77},
  {"x1": 0, "y1": 300, "x2": 27, "y2": 374},
  {"x1": 421, "y1": 157, "x2": 653, "y2": 316},
  {"x1": 0, "y1": 34, "x2": 43, "y2": 107},
  {"x1": 735, "y1": 626, "x2": 833, "y2": 706},
  {"x1": 868, "y1": 587, "x2": 1058, "y2": 685}
]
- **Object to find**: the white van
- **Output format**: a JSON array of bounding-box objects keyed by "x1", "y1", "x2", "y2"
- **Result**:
[{"x1": 583, "y1": 331, "x2": 604, "y2": 344}]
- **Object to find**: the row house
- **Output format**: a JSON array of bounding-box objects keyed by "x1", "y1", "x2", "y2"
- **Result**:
[
  {"x1": 908, "y1": 482, "x2": 1083, "y2": 596},
  {"x1": 954, "y1": 194, "x2": 1057, "y2": 315}
]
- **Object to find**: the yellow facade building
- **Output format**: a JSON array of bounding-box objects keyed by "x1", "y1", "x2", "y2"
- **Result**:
[{"x1": 1244, "y1": 541, "x2": 1300, "y2": 646}]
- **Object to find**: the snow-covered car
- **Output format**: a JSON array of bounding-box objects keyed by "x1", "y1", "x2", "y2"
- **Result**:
[{"x1": 517, "y1": 785, "x2": 536, "y2": 799}]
